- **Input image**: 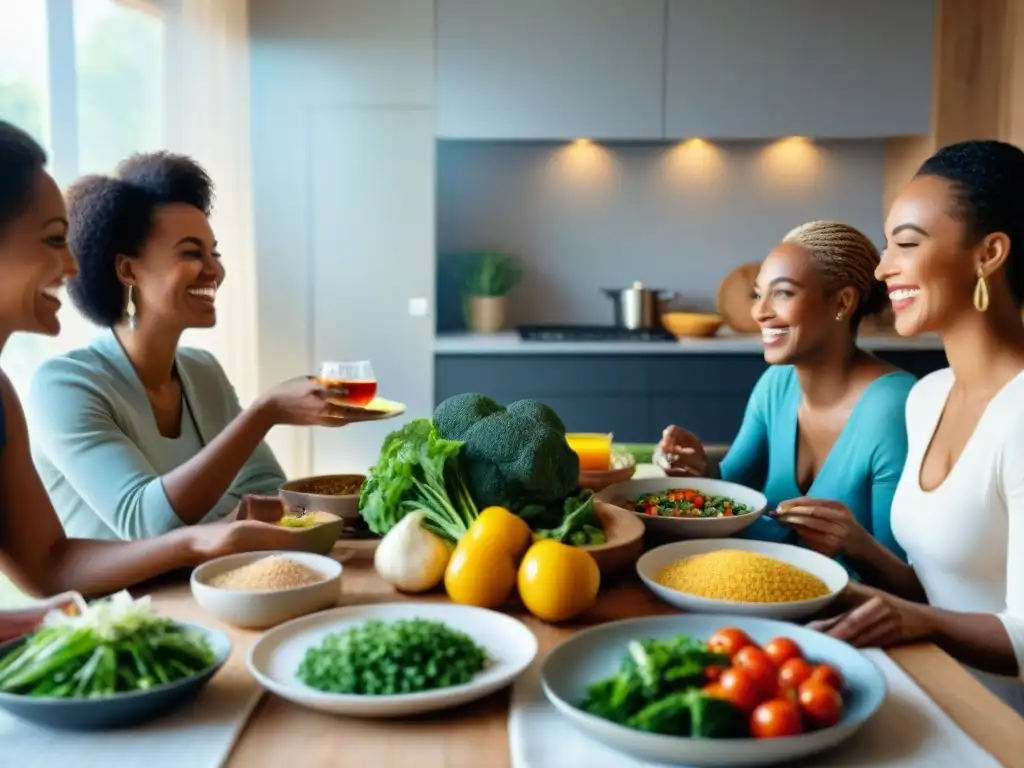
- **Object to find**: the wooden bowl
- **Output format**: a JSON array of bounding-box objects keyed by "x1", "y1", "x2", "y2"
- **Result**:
[
  {"x1": 279, "y1": 474, "x2": 365, "y2": 520},
  {"x1": 660, "y1": 312, "x2": 725, "y2": 338},
  {"x1": 579, "y1": 448, "x2": 638, "y2": 491},
  {"x1": 579, "y1": 502, "x2": 646, "y2": 578},
  {"x1": 716, "y1": 262, "x2": 761, "y2": 334}
]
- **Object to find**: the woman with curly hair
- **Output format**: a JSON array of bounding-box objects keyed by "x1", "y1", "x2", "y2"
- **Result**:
[
  {"x1": 657, "y1": 221, "x2": 916, "y2": 580},
  {"x1": 0, "y1": 120, "x2": 300, "y2": 619},
  {"x1": 26, "y1": 151, "x2": 350, "y2": 541}
]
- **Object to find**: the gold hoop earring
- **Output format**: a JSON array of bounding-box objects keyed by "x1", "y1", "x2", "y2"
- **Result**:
[
  {"x1": 973, "y1": 269, "x2": 990, "y2": 313},
  {"x1": 126, "y1": 285, "x2": 137, "y2": 330}
]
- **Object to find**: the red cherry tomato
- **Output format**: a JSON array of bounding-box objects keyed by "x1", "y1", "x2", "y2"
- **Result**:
[
  {"x1": 718, "y1": 667, "x2": 763, "y2": 714},
  {"x1": 733, "y1": 646, "x2": 778, "y2": 698},
  {"x1": 798, "y1": 680, "x2": 844, "y2": 729},
  {"x1": 764, "y1": 637, "x2": 803, "y2": 667},
  {"x1": 809, "y1": 663, "x2": 844, "y2": 691},
  {"x1": 704, "y1": 665, "x2": 723, "y2": 682},
  {"x1": 703, "y1": 682, "x2": 727, "y2": 699},
  {"x1": 777, "y1": 657, "x2": 815, "y2": 692},
  {"x1": 750, "y1": 699, "x2": 804, "y2": 739},
  {"x1": 707, "y1": 627, "x2": 755, "y2": 658}
]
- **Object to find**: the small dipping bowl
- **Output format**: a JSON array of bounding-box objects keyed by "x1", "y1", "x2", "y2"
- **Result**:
[{"x1": 191, "y1": 551, "x2": 343, "y2": 630}]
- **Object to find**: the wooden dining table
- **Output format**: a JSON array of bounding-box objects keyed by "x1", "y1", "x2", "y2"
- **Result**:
[{"x1": 150, "y1": 541, "x2": 1024, "y2": 768}]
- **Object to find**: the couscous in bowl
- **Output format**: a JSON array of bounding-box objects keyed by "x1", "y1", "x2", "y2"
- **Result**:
[{"x1": 636, "y1": 539, "x2": 848, "y2": 621}]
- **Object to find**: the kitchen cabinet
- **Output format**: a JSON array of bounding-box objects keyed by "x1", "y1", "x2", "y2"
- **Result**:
[
  {"x1": 435, "y1": 350, "x2": 948, "y2": 444},
  {"x1": 665, "y1": 0, "x2": 935, "y2": 140},
  {"x1": 435, "y1": 0, "x2": 665, "y2": 140}
]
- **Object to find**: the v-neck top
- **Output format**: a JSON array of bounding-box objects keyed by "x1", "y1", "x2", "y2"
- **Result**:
[
  {"x1": 25, "y1": 330, "x2": 286, "y2": 541},
  {"x1": 720, "y1": 365, "x2": 916, "y2": 563},
  {"x1": 890, "y1": 368, "x2": 1024, "y2": 714}
]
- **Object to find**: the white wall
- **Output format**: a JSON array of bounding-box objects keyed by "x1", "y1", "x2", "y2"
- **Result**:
[{"x1": 250, "y1": 0, "x2": 435, "y2": 477}]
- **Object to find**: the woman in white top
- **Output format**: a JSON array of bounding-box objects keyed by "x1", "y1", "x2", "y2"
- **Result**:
[{"x1": 805, "y1": 140, "x2": 1024, "y2": 715}]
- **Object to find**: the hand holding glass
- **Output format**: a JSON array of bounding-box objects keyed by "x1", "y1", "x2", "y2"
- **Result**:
[{"x1": 317, "y1": 360, "x2": 378, "y2": 407}]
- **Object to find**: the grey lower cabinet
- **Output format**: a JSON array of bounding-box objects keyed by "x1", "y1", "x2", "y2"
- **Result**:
[{"x1": 434, "y1": 350, "x2": 948, "y2": 444}]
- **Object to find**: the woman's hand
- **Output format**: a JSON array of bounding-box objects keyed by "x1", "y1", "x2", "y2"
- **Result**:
[
  {"x1": 807, "y1": 593, "x2": 932, "y2": 648},
  {"x1": 0, "y1": 592, "x2": 85, "y2": 644},
  {"x1": 775, "y1": 497, "x2": 870, "y2": 558},
  {"x1": 190, "y1": 519, "x2": 304, "y2": 561},
  {"x1": 255, "y1": 376, "x2": 353, "y2": 427},
  {"x1": 655, "y1": 425, "x2": 708, "y2": 477}
]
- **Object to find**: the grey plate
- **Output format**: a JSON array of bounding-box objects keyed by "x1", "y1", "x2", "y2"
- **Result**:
[
  {"x1": 541, "y1": 614, "x2": 886, "y2": 767},
  {"x1": 0, "y1": 621, "x2": 231, "y2": 731}
]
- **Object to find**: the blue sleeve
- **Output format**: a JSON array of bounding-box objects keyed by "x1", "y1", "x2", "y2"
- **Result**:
[
  {"x1": 718, "y1": 367, "x2": 775, "y2": 489},
  {"x1": 865, "y1": 375, "x2": 914, "y2": 561},
  {"x1": 28, "y1": 359, "x2": 185, "y2": 539}
]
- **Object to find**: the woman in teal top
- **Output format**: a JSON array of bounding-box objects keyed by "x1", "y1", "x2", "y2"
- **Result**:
[
  {"x1": 658, "y1": 221, "x2": 916, "y2": 580},
  {"x1": 27, "y1": 152, "x2": 353, "y2": 541}
]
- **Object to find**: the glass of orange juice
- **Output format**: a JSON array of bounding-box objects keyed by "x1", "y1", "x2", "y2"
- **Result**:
[
  {"x1": 318, "y1": 360, "x2": 378, "y2": 407},
  {"x1": 566, "y1": 432, "x2": 613, "y2": 472}
]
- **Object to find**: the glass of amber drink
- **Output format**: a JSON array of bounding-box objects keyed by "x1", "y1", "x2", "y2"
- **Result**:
[{"x1": 318, "y1": 360, "x2": 378, "y2": 407}]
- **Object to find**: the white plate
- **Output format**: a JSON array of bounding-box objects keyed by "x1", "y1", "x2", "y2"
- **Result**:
[
  {"x1": 246, "y1": 602, "x2": 538, "y2": 717},
  {"x1": 595, "y1": 477, "x2": 767, "y2": 539},
  {"x1": 636, "y1": 538, "x2": 849, "y2": 621}
]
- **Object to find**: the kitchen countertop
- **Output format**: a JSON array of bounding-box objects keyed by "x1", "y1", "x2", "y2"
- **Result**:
[{"x1": 435, "y1": 330, "x2": 946, "y2": 355}]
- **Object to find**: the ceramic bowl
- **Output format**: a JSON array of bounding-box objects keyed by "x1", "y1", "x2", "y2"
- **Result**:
[
  {"x1": 541, "y1": 614, "x2": 886, "y2": 766},
  {"x1": 636, "y1": 538, "x2": 849, "y2": 621},
  {"x1": 279, "y1": 474, "x2": 365, "y2": 520},
  {"x1": 578, "y1": 448, "x2": 638, "y2": 492},
  {"x1": 191, "y1": 551, "x2": 343, "y2": 630},
  {"x1": 661, "y1": 312, "x2": 725, "y2": 338},
  {"x1": 595, "y1": 476, "x2": 767, "y2": 539},
  {"x1": 0, "y1": 622, "x2": 230, "y2": 730},
  {"x1": 578, "y1": 502, "x2": 646, "y2": 578}
]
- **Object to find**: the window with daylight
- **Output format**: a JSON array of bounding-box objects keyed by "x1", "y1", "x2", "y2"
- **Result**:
[{"x1": 0, "y1": 0, "x2": 165, "y2": 399}]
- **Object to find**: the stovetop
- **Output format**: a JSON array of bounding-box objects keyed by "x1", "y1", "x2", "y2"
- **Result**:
[{"x1": 517, "y1": 325, "x2": 676, "y2": 342}]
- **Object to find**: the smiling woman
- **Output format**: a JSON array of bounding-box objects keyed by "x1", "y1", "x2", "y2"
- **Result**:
[
  {"x1": 23, "y1": 151, "x2": 355, "y2": 542},
  {"x1": 655, "y1": 221, "x2": 917, "y2": 584}
]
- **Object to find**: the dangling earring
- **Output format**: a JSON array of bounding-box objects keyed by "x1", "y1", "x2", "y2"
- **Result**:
[
  {"x1": 126, "y1": 285, "x2": 137, "y2": 331},
  {"x1": 973, "y1": 267, "x2": 990, "y2": 313},
  {"x1": 835, "y1": 311, "x2": 844, "y2": 322}
]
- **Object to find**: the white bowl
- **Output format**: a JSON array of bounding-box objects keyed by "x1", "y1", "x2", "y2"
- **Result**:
[
  {"x1": 246, "y1": 602, "x2": 538, "y2": 717},
  {"x1": 595, "y1": 477, "x2": 767, "y2": 538},
  {"x1": 636, "y1": 539, "x2": 849, "y2": 621},
  {"x1": 191, "y1": 551, "x2": 343, "y2": 630}
]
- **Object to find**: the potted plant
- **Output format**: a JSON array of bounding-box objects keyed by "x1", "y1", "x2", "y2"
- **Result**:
[{"x1": 447, "y1": 251, "x2": 523, "y2": 334}]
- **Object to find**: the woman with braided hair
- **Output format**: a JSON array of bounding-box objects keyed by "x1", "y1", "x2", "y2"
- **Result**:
[{"x1": 656, "y1": 220, "x2": 916, "y2": 580}]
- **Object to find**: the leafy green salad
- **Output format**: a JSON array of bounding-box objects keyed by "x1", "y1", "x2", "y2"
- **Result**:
[
  {"x1": 580, "y1": 634, "x2": 745, "y2": 738},
  {"x1": 297, "y1": 618, "x2": 489, "y2": 695},
  {"x1": 0, "y1": 591, "x2": 216, "y2": 699}
]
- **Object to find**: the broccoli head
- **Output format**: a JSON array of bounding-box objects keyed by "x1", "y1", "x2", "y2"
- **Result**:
[{"x1": 433, "y1": 393, "x2": 580, "y2": 512}]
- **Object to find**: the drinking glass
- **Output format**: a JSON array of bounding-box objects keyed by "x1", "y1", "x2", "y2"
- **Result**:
[{"x1": 318, "y1": 360, "x2": 378, "y2": 407}]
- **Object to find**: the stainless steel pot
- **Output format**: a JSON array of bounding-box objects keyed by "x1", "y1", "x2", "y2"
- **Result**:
[{"x1": 603, "y1": 282, "x2": 678, "y2": 329}]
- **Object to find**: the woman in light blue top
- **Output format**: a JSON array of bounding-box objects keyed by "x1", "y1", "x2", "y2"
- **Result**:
[
  {"x1": 0, "y1": 121, "x2": 303, "y2": 610},
  {"x1": 658, "y1": 221, "x2": 917, "y2": 583},
  {"x1": 28, "y1": 152, "x2": 351, "y2": 541}
]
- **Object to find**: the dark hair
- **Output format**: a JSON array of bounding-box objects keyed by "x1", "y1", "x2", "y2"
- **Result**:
[
  {"x1": 0, "y1": 120, "x2": 47, "y2": 235},
  {"x1": 66, "y1": 152, "x2": 215, "y2": 326},
  {"x1": 917, "y1": 140, "x2": 1024, "y2": 305}
]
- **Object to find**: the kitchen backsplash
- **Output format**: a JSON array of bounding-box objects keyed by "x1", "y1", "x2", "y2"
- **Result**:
[{"x1": 436, "y1": 138, "x2": 887, "y2": 333}]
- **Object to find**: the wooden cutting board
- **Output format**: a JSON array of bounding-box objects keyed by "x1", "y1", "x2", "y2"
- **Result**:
[{"x1": 716, "y1": 262, "x2": 761, "y2": 334}]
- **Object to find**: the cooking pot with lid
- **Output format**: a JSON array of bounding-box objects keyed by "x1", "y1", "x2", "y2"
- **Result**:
[{"x1": 602, "y1": 282, "x2": 678, "y2": 330}]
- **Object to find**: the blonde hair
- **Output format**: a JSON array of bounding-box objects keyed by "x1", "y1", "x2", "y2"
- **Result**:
[{"x1": 782, "y1": 220, "x2": 886, "y2": 323}]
